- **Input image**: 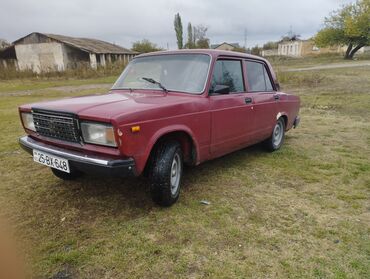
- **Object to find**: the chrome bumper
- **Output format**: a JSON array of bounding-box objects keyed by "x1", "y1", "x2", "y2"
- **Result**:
[{"x1": 19, "y1": 136, "x2": 136, "y2": 176}]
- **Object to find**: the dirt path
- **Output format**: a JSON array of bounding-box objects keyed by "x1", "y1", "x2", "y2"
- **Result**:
[
  {"x1": 0, "y1": 83, "x2": 111, "y2": 96},
  {"x1": 284, "y1": 60, "x2": 370, "y2": 72}
]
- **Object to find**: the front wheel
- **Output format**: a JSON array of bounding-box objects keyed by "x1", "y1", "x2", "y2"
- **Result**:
[
  {"x1": 265, "y1": 117, "x2": 286, "y2": 151},
  {"x1": 149, "y1": 141, "x2": 183, "y2": 207}
]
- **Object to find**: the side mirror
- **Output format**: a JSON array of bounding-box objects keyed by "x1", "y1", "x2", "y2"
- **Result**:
[{"x1": 211, "y1": 85, "x2": 230, "y2": 95}]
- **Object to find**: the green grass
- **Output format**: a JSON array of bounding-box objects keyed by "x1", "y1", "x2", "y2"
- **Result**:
[
  {"x1": 0, "y1": 59, "x2": 369, "y2": 278},
  {"x1": 269, "y1": 53, "x2": 370, "y2": 69},
  {"x1": 0, "y1": 76, "x2": 116, "y2": 93}
]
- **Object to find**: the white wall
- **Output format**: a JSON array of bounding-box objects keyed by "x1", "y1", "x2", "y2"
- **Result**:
[
  {"x1": 278, "y1": 41, "x2": 302, "y2": 57},
  {"x1": 15, "y1": 42, "x2": 65, "y2": 73}
]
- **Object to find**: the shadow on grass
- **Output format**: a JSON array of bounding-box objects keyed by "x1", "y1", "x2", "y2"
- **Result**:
[{"x1": 45, "y1": 141, "x2": 271, "y2": 219}]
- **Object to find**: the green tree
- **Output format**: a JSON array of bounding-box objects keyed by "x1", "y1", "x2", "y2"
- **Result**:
[
  {"x1": 174, "y1": 13, "x2": 183, "y2": 49},
  {"x1": 263, "y1": 41, "x2": 278, "y2": 50},
  {"x1": 315, "y1": 0, "x2": 370, "y2": 59},
  {"x1": 185, "y1": 23, "x2": 196, "y2": 49},
  {"x1": 251, "y1": 45, "x2": 262, "y2": 56},
  {"x1": 233, "y1": 46, "x2": 247, "y2": 53},
  {"x1": 131, "y1": 39, "x2": 163, "y2": 53}
]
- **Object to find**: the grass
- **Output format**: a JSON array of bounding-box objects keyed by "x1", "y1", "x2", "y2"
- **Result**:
[
  {"x1": 0, "y1": 58, "x2": 369, "y2": 278},
  {"x1": 0, "y1": 76, "x2": 116, "y2": 93}
]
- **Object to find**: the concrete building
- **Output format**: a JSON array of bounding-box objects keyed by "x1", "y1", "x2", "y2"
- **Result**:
[
  {"x1": 261, "y1": 49, "x2": 278, "y2": 57},
  {"x1": 277, "y1": 39, "x2": 346, "y2": 57},
  {"x1": 211, "y1": 42, "x2": 241, "y2": 51},
  {"x1": 0, "y1": 32, "x2": 137, "y2": 73}
]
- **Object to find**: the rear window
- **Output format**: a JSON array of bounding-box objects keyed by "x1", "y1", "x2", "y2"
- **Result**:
[{"x1": 245, "y1": 61, "x2": 274, "y2": 92}]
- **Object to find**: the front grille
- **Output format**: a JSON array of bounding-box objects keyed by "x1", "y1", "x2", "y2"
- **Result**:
[{"x1": 32, "y1": 110, "x2": 80, "y2": 143}]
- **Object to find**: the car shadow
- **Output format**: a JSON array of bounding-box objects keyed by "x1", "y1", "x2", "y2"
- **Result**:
[
  {"x1": 48, "y1": 137, "x2": 289, "y2": 224},
  {"x1": 51, "y1": 138, "x2": 290, "y2": 221}
]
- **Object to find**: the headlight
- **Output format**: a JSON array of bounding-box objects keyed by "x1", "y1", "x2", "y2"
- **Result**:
[
  {"x1": 81, "y1": 122, "x2": 117, "y2": 147},
  {"x1": 21, "y1": 112, "x2": 36, "y2": 131}
]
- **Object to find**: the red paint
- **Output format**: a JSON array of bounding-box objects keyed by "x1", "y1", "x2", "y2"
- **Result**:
[{"x1": 19, "y1": 50, "x2": 300, "y2": 175}]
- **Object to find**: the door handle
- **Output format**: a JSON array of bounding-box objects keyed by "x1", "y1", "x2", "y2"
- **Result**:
[
  {"x1": 274, "y1": 94, "x2": 280, "y2": 100},
  {"x1": 245, "y1": 97, "x2": 253, "y2": 104}
]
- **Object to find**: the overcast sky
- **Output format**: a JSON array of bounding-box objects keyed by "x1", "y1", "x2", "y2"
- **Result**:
[{"x1": 0, "y1": 0, "x2": 355, "y2": 49}]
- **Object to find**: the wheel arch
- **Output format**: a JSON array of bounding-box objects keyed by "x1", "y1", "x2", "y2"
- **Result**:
[
  {"x1": 142, "y1": 126, "x2": 200, "y2": 173},
  {"x1": 276, "y1": 112, "x2": 288, "y2": 129}
]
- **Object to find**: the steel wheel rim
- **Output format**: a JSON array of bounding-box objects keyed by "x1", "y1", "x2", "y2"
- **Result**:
[
  {"x1": 273, "y1": 121, "x2": 283, "y2": 147},
  {"x1": 170, "y1": 153, "x2": 181, "y2": 195}
]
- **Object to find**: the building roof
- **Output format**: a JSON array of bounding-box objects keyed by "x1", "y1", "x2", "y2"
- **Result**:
[
  {"x1": 12, "y1": 32, "x2": 137, "y2": 55},
  {"x1": 211, "y1": 42, "x2": 241, "y2": 49}
]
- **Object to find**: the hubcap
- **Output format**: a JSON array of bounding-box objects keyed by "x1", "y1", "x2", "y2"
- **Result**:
[
  {"x1": 273, "y1": 121, "x2": 283, "y2": 147},
  {"x1": 170, "y1": 153, "x2": 181, "y2": 195}
]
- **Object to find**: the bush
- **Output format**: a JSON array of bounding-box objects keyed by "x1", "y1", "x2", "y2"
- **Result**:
[
  {"x1": 277, "y1": 71, "x2": 326, "y2": 88},
  {"x1": 0, "y1": 61, "x2": 127, "y2": 80}
]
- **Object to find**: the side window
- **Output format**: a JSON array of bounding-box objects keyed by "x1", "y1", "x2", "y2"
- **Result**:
[
  {"x1": 245, "y1": 61, "x2": 274, "y2": 92},
  {"x1": 210, "y1": 60, "x2": 245, "y2": 93}
]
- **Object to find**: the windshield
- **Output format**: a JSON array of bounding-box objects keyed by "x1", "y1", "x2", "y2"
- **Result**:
[{"x1": 112, "y1": 54, "x2": 211, "y2": 94}]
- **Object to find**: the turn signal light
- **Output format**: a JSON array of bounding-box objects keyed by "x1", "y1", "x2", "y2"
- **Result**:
[{"x1": 131, "y1": 126, "x2": 140, "y2": 133}]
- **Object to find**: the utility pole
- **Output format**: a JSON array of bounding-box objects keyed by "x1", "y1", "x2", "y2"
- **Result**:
[
  {"x1": 288, "y1": 25, "x2": 293, "y2": 38},
  {"x1": 244, "y1": 28, "x2": 248, "y2": 53}
]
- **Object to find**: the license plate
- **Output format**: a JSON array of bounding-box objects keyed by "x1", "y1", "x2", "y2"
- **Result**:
[{"x1": 33, "y1": 149, "x2": 70, "y2": 173}]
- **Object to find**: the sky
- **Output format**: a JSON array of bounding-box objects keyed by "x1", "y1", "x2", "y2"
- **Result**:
[{"x1": 0, "y1": 0, "x2": 355, "y2": 49}]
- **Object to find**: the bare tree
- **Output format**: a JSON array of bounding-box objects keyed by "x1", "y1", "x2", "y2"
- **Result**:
[
  {"x1": 0, "y1": 39, "x2": 10, "y2": 49},
  {"x1": 193, "y1": 25, "x2": 210, "y2": 49}
]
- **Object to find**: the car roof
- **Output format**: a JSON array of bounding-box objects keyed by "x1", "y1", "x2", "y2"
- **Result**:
[{"x1": 135, "y1": 49, "x2": 268, "y2": 63}]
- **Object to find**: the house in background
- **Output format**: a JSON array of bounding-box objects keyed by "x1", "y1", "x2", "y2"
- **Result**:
[
  {"x1": 211, "y1": 42, "x2": 241, "y2": 51},
  {"x1": 277, "y1": 39, "x2": 346, "y2": 57},
  {"x1": 0, "y1": 32, "x2": 137, "y2": 73}
]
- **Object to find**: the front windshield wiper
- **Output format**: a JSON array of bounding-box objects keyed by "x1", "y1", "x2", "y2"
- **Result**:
[{"x1": 142, "y1": 77, "x2": 168, "y2": 93}]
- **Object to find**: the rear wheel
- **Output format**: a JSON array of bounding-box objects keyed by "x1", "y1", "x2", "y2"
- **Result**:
[
  {"x1": 148, "y1": 141, "x2": 183, "y2": 207},
  {"x1": 51, "y1": 167, "x2": 83, "y2": 180},
  {"x1": 265, "y1": 117, "x2": 286, "y2": 151}
]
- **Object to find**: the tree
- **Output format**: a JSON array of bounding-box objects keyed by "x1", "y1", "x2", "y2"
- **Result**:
[
  {"x1": 251, "y1": 45, "x2": 262, "y2": 56},
  {"x1": 131, "y1": 39, "x2": 163, "y2": 53},
  {"x1": 174, "y1": 13, "x2": 183, "y2": 49},
  {"x1": 193, "y1": 25, "x2": 210, "y2": 49},
  {"x1": 0, "y1": 39, "x2": 10, "y2": 50},
  {"x1": 185, "y1": 23, "x2": 196, "y2": 49},
  {"x1": 315, "y1": 0, "x2": 370, "y2": 59},
  {"x1": 233, "y1": 46, "x2": 247, "y2": 53},
  {"x1": 263, "y1": 41, "x2": 278, "y2": 50}
]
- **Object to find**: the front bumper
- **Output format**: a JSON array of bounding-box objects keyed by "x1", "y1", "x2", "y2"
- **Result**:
[{"x1": 19, "y1": 136, "x2": 136, "y2": 177}]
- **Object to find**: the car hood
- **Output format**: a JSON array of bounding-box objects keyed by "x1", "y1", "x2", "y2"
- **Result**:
[{"x1": 26, "y1": 90, "x2": 203, "y2": 122}]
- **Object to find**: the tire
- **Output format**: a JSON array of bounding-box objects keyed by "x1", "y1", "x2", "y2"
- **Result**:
[
  {"x1": 148, "y1": 141, "x2": 183, "y2": 207},
  {"x1": 265, "y1": 117, "x2": 286, "y2": 151},
  {"x1": 51, "y1": 167, "x2": 83, "y2": 180}
]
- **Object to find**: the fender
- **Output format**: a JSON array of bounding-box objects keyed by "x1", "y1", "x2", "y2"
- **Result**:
[{"x1": 136, "y1": 124, "x2": 201, "y2": 174}]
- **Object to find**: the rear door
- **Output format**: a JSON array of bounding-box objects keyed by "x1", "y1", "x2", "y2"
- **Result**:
[
  {"x1": 209, "y1": 58, "x2": 254, "y2": 157},
  {"x1": 245, "y1": 60, "x2": 279, "y2": 142}
]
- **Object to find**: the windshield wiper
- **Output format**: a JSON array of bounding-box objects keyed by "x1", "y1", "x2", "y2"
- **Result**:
[{"x1": 142, "y1": 77, "x2": 168, "y2": 93}]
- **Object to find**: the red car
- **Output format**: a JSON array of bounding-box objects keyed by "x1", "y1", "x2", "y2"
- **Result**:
[{"x1": 19, "y1": 50, "x2": 300, "y2": 206}]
